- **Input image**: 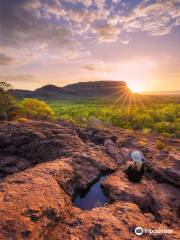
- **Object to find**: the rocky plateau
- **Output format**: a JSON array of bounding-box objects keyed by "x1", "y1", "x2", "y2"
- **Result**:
[{"x1": 0, "y1": 120, "x2": 179, "y2": 240}]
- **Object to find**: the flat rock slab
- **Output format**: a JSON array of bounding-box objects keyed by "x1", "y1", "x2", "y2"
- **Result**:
[
  {"x1": 101, "y1": 171, "x2": 180, "y2": 228},
  {"x1": 0, "y1": 121, "x2": 179, "y2": 239},
  {"x1": 0, "y1": 161, "x2": 179, "y2": 240}
]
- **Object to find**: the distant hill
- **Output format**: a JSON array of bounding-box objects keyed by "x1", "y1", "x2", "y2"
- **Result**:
[{"x1": 11, "y1": 81, "x2": 128, "y2": 100}]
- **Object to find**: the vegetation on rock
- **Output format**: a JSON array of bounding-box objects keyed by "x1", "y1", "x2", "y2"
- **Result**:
[
  {"x1": 21, "y1": 98, "x2": 55, "y2": 121},
  {"x1": 0, "y1": 82, "x2": 20, "y2": 121},
  {"x1": 156, "y1": 139, "x2": 165, "y2": 150},
  {"x1": 49, "y1": 100, "x2": 180, "y2": 137}
]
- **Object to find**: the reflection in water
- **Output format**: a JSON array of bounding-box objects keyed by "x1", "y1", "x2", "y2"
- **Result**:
[{"x1": 73, "y1": 176, "x2": 108, "y2": 210}]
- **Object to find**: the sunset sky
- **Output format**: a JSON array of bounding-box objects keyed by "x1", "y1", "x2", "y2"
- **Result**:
[{"x1": 0, "y1": 0, "x2": 179, "y2": 92}]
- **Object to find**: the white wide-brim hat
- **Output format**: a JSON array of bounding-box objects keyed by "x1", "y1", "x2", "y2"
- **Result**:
[{"x1": 131, "y1": 150, "x2": 143, "y2": 163}]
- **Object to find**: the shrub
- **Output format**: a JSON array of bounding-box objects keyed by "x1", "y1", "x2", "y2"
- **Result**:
[
  {"x1": 21, "y1": 98, "x2": 55, "y2": 121},
  {"x1": 142, "y1": 128, "x2": 151, "y2": 134},
  {"x1": 0, "y1": 82, "x2": 19, "y2": 121},
  {"x1": 162, "y1": 132, "x2": 171, "y2": 138},
  {"x1": 17, "y1": 117, "x2": 29, "y2": 123},
  {"x1": 49, "y1": 100, "x2": 180, "y2": 136},
  {"x1": 132, "y1": 113, "x2": 154, "y2": 129},
  {"x1": 161, "y1": 104, "x2": 176, "y2": 122},
  {"x1": 156, "y1": 140, "x2": 165, "y2": 150},
  {"x1": 154, "y1": 121, "x2": 175, "y2": 134},
  {"x1": 60, "y1": 114, "x2": 75, "y2": 124},
  {"x1": 174, "y1": 118, "x2": 180, "y2": 131},
  {"x1": 109, "y1": 115, "x2": 126, "y2": 128}
]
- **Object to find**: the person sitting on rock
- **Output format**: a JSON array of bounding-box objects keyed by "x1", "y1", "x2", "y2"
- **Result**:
[{"x1": 125, "y1": 150, "x2": 145, "y2": 183}]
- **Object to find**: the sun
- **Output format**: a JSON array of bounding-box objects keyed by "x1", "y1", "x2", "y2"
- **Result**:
[{"x1": 128, "y1": 83, "x2": 143, "y2": 93}]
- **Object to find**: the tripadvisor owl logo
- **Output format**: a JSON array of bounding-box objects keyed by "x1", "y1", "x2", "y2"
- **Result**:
[
  {"x1": 134, "y1": 227, "x2": 173, "y2": 236},
  {"x1": 135, "y1": 227, "x2": 144, "y2": 236}
]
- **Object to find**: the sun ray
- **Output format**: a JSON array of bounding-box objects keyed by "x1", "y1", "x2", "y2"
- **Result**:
[
  {"x1": 132, "y1": 92, "x2": 137, "y2": 110},
  {"x1": 111, "y1": 89, "x2": 130, "y2": 108},
  {"x1": 120, "y1": 91, "x2": 130, "y2": 109},
  {"x1": 101, "y1": 88, "x2": 126, "y2": 100},
  {"x1": 135, "y1": 93, "x2": 146, "y2": 111},
  {"x1": 111, "y1": 94, "x2": 124, "y2": 109},
  {"x1": 119, "y1": 90, "x2": 130, "y2": 105},
  {"x1": 127, "y1": 92, "x2": 132, "y2": 122}
]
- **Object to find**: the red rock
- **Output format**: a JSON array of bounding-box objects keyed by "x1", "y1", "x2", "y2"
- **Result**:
[{"x1": 0, "y1": 121, "x2": 179, "y2": 239}]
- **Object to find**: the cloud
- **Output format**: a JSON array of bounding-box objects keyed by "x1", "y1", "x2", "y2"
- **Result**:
[
  {"x1": 64, "y1": 0, "x2": 93, "y2": 8},
  {"x1": 93, "y1": 23, "x2": 120, "y2": 43},
  {"x1": 22, "y1": 0, "x2": 41, "y2": 9},
  {"x1": 122, "y1": 0, "x2": 180, "y2": 36},
  {"x1": 60, "y1": 0, "x2": 180, "y2": 43},
  {"x1": 0, "y1": 54, "x2": 16, "y2": 65},
  {"x1": 0, "y1": 0, "x2": 179, "y2": 55},
  {"x1": 82, "y1": 63, "x2": 112, "y2": 72},
  {"x1": 82, "y1": 65, "x2": 98, "y2": 71},
  {"x1": 0, "y1": 74, "x2": 39, "y2": 82},
  {"x1": 0, "y1": 0, "x2": 73, "y2": 49}
]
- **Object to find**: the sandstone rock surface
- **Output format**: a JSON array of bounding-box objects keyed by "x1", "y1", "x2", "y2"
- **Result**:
[{"x1": 0, "y1": 121, "x2": 179, "y2": 240}]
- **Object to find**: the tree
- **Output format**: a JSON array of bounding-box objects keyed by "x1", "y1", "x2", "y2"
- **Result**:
[
  {"x1": 154, "y1": 121, "x2": 175, "y2": 134},
  {"x1": 0, "y1": 82, "x2": 19, "y2": 121},
  {"x1": 21, "y1": 98, "x2": 55, "y2": 120},
  {"x1": 0, "y1": 82, "x2": 11, "y2": 91},
  {"x1": 132, "y1": 113, "x2": 154, "y2": 129}
]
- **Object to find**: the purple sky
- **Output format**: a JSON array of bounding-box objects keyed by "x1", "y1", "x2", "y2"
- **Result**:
[{"x1": 0, "y1": 0, "x2": 180, "y2": 92}]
